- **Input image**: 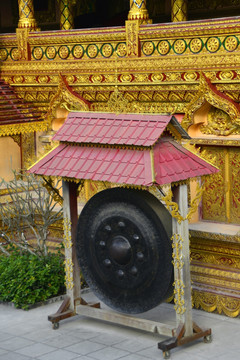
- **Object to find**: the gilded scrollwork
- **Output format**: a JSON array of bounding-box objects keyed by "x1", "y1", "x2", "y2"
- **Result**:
[
  {"x1": 229, "y1": 149, "x2": 240, "y2": 224},
  {"x1": 46, "y1": 74, "x2": 90, "y2": 128},
  {"x1": 182, "y1": 73, "x2": 240, "y2": 133},
  {"x1": 193, "y1": 291, "x2": 240, "y2": 317},
  {"x1": 201, "y1": 146, "x2": 226, "y2": 222},
  {"x1": 64, "y1": 258, "x2": 74, "y2": 290},
  {"x1": 201, "y1": 107, "x2": 238, "y2": 136},
  {"x1": 174, "y1": 279, "x2": 186, "y2": 315},
  {"x1": 63, "y1": 217, "x2": 72, "y2": 250},
  {"x1": 172, "y1": 234, "x2": 184, "y2": 270},
  {"x1": 126, "y1": 20, "x2": 139, "y2": 57}
]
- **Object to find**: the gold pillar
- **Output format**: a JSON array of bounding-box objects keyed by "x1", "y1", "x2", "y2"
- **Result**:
[
  {"x1": 171, "y1": 0, "x2": 188, "y2": 22},
  {"x1": 18, "y1": 0, "x2": 37, "y2": 30},
  {"x1": 59, "y1": 0, "x2": 74, "y2": 30},
  {"x1": 128, "y1": 0, "x2": 152, "y2": 25}
]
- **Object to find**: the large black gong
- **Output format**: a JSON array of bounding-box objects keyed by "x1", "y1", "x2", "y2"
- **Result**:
[{"x1": 76, "y1": 188, "x2": 173, "y2": 314}]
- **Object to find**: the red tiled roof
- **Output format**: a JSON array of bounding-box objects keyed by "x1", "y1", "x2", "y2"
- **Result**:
[
  {"x1": 53, "y1": 112, "x2": 173, "y2": 147},
  {"x1": 154, "y1": 138, "x2": 218, "y2": 185},
  {"x1": 0, "y1": 79, "x2": 44, "y2": 130},
  {"x1": 29, "y1": 137, "x2": 218, "y2": 186},
  {"x1": 30, "y1": 143, "x2": 153, "y2": 186}
]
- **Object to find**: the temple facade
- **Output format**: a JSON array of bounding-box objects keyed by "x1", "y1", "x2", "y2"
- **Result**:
[{"x1": 0, "y1": 0, "x2": 240, "y2": 316}]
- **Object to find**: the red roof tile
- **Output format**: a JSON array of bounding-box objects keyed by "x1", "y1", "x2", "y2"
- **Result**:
[
  {"x1": 154, "y1": 138, "x2": 218, "y2": 184},
  {"x1": 53, "y1": 112, "x2": 173, "y2": 146},
  {"x1": 0, "y1": 79, "x2": 44, "y2": 129},
  {"x1": 30, "y1": 143, "x2": 153, "y2": 186},
  {"x1": 29, "y1": 138, "x2": 218, "y2": 186}
]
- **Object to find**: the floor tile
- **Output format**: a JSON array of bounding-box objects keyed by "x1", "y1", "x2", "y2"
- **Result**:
[
  {"x1": 16, "y1": 343, "x2": 57, "y2": 358},
  {"x1": 64, "y1": 341, "x2": 105, "y2": 355},
  {"x1": 0, "y1": 337, "x2": 34, "y2": 351},
  {"x1": 37, "y1": 349, "x2": 79, "y2": 360},
  {"x1": 89, "y1": 346, "x2": 129, "y2": 360}
]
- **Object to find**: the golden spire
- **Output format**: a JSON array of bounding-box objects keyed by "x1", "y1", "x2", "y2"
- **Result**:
[
  {"x1": 18, "y1": 0, "x2": 37, "y2": 30},
  {"x1": 171, "y1": 0, "x2": 188, "y2": 22},
  {"x1": 128, "y1": 0, "x2": 152, "y2": 25}
]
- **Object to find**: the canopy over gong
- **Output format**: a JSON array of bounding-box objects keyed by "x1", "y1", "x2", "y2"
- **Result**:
[{"x1": 29, "y1": 111, "x2": 218, "y2": 185}]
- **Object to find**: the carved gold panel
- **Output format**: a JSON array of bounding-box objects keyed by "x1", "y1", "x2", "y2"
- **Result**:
[
  {"x1": 202, "y1": 146, "x2": 226, "y2": 222},
  {"x1": 229, "y1": 148, "x2": 240, "y2": 223},
  {"x1": 201, "y1": 146, "x2": 240, "y2": 224}
]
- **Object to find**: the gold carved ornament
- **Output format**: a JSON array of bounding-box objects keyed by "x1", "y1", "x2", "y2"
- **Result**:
[
  {"x1": 172, "y1": 233, "x2": 184, "y2": 270},
  {"x1": 16, "y1": 28, "x2": 30, "y2": 61},
  {"x1": 64, "y1": 258, "x2": 74, "y2": 290},
  {"x1": 201, "y1": 107, "x2": 239, "y2": 136},
  {"x1": 18, "y1": 0, "x2": 37, "y2": 30},
  {"x1": 161, "y1": 181, "x2": 204, "y2": 224},
  {"x1": 126, "y1": 20, "x2": 140, "y2": 57},
  {"x1": 182, "y1": 73, "x2": 240, "y2": 134},
  {"x1": 46, "y1": 74, "x2": 90, "y2": 128},
  {"x1": 193, "y1": 291, "x2": 240, "y2": 318},
  {"x1": 0, "y1": 121, "x2": 47, "y2": 137},
  {"x1": 63, "y1": 216, "x2": 72, "y2": 250},
  {"x1": 128, "y1": 0, "x2": 152, "y2": 24},
  {"x1": 173, "y1": 279, "x2": 186, "y2": 315}
]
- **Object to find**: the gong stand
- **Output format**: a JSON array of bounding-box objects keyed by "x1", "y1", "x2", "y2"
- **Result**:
[{"x1": 48, "y1": 181, "x2": 211, "y2": 359}]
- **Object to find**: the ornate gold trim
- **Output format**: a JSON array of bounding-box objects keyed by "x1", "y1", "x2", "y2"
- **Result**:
[
  {"x1": 46, "y1": 74, "x2": 90, "y2": 128},
  {"x1": 182, "y1": 73, "x2": 240, "y2": 132},
  {"x1": 0, "y1": 121, "x2": 47, "y2": 137},
  {"x1": 193, "y1": 290, "x2": 240, "y2": 317}
]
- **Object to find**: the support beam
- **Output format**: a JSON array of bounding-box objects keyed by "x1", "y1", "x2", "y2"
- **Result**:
[
  {"x1": 18, "y1": 0, "x2": 37, "y2": 30},
  {"x1": 172, "y1": 184, "x2": 192, "y2": 336},
  {"x1": 171, "y1": 0, "x2": 188, "y2": 22},
  {"x1": 62, "y1": 180, "x2": 81, "y2": 309}
]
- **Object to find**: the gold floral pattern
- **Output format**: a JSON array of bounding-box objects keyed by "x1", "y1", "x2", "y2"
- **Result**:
[
  {"x1": 173, "y1": 39, "x2": 186, "y2": 54},
  {"x1": 206, "y1": 37, "x2": 220, "y2": 53},
  {"x1": 224, "y1": 35, "x2": 238, "y2": 52},
  {"x1": 72, "y1": 44, "x2": 84, "y2": 59},
  {"x1": 142, "y1": 41, "x2": 155, "y2": 56},
  {"x1": 189, "y1": 38, "x2": 203, "y2": 53},
  {"x1": 86, "y1": 44, "x2": 98, "y2": 58},
  {"x1": 101, "y1": 43, "x2": 113, "y2": 58}
]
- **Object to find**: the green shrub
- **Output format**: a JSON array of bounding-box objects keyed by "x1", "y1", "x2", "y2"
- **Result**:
[{"x1": 0, "y1": 251, "x2": 66, "y2": 309}]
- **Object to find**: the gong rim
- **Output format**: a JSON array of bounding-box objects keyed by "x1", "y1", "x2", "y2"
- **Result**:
[{"x1": 76, "y1": 188, "x2": 173, "y2": 314}]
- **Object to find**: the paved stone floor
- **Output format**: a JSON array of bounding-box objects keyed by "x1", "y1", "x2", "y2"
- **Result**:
[{"x1": 0, "y1": 293, "x2": 240, "y2": 360}]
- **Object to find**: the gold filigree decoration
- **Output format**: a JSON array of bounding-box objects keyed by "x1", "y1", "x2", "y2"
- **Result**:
[
  {"x1": 201, "y1": 107, "x2": 237, "y2": 136},
  {"x1": 107, "y1": 87, "x2": 130, "y2": 114},
  {"x1": 174, "y1": 279, "x2": 186, "y2": 315},
  {"x1": 46, "y1": 74, "x2": 90, "y2": 128},
  {"x1": 126, "y1": 20, "x2": 139, "y2": 57},
  {"x1": 172, "y1": 234, "x2": 184, "y2": 270},
  {"x1": 193, "y1": 290, "x2": 240, "y2": 318},
  {"x1": 64, "y1": 258, "x2": 74, "y2": 290},
  {"x1": 182, "y1": 73, "x2": 240, "y2": 133},
  {"x1": 63, "y1": 217, "x2": 72, "y2": 249},
  {"x1": 16, "y1": 28, "x2": 30, "y2": 61},
  {"x1": 0, "y1": 121, "x2": 47, "y2": 138},
  {"x1": 224, "y1": 36, "x2": 238, "y2": 52},
  {"x1": 162, "y1": 182, "x2": 204, "y2": 224}
]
